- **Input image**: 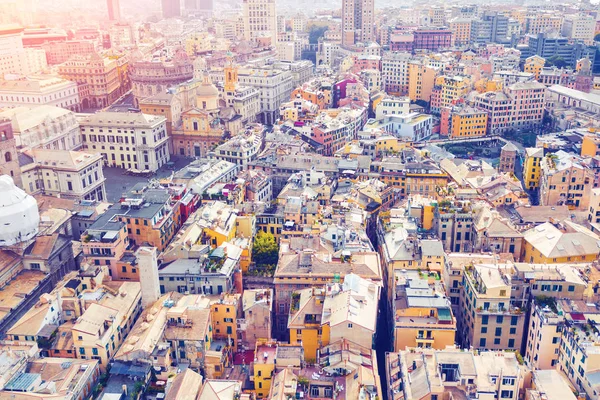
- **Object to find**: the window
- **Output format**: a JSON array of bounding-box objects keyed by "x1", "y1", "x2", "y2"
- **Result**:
[
  {"x1": 509, "y1": 328, "x2": 516, "y2": 335},
  {"x1": 479, "y1": 338, "x2": 486, "y2": 347},
  {"x1": 495, "y1": 327, "x2": 502, "y2": 336},
  {"x1": 482, "y1": 315, "x2": 488, "y2": 325},
  {"x1": 494, "y1": 338, "x2": 501, "y2": 345},
  {"x1": 501, "y1": 390, "x2": 514, "y2": 398},
  {"x1": 30, "y1": 263, "x2": 41, "y2": 270},
  {"x1": 511, "y1": 316, "x2": 518, "y2": 326},
  {"x1": 502, "y1": 378, "x2": 515, "y2": 385},
  {"x1": 348, "y1": 323, "x2": 353, "y2": 328},
  {"x1": 496, "y1": 316, "x2": 503, "y2": 324},
  {"x1": 508, "y1": 339, "x2": 515, "y2": 348},
  {"x1": 481, "y1": 327, "x2": 487, "y2": 334}
]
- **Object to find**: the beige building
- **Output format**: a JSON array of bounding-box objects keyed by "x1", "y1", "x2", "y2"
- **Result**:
[
  {"x1": 0, "y1": 74, "x2": 80, "y2": 112},
  {"x1": 58, "y1": 53, "x2": 123, "y2": 109},
  {"x1": 79, "y1": 111, "x2": 170, "y2": 172},
  {"x1": 525, "y1": 297, "x2": 563, "y2": 370},
  {"x1": 386, "y1": 347, "x2": 524, "y2": 400},
  {"x1": 20, "y1": 149, "x2": 106, "y2": 201},
  {"x1": 240, "y1": 289, "x2": 272, "y2": 350},
  {"x1": 242, "y1": 0, "x2": 278, "y2": 46},
  {"x1": 72, "y1": 281, "x2": 142, "y2": 370},
  {"x1": 0, "y1": 105, "x2": 81, "y2": 151},
  {"x1": 539, "y1": 150, "x2": 594, "y2": 210}
]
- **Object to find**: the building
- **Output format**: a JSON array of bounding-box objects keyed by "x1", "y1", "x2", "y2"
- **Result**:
[
  {"x1": 239, "y1": 289, "x2": 272, "y2": 350},
  {"x1": 539, "y1": 150, "x2": 593, "y2": 210},
  {"x1": 0, "y1": 105, "x2": 81, "y2": 151},
  {"x1": 523, "y1": 147, "x2": 544, "y2": 190},
  {"x1": 458, "y1": 263, "x2": 526, "y2": 351},
  {"x1": 162, "y1": 0, "x2": 181, "y2": 18},
  {"x1": 522, "y1": 220, "x2": 600, "y2": 264},
  {"x1": 72, "y1": 281, "x2": 142, "y2": 370},
  {"x1": 525, "y1": 297, "x2": 564, "y2": 370},
  {"x1": 242, "y1": 0, "x2": 278, "y2": 47},
  {"x1": 0, "y1": 25, "x2": 47, "y2": 77},
  {"x1": 381, "y1": 52, "x2": 411, "y2": 95},
  {"x1": 561, "y1": 14, "x2": 596, "y2": 45},
  {"x1": 79, "y1": 111, "x2": 170, "y2": 172},
  {"x1": 0, "y1": 119, "x2": 21, "y2": 187},
  {"x1": 0, "y1": 75, "x2": 80, "y2": 112},
  {"x1": 392, "y1": 269, "x2": 456, "y2": 351},
  {"x1": 413, "y1": 28, "x2": 452, "y2": 51},
  {"x1": 341, "y1": 0, "x2": 375, "y2": 46},
  {"x1": 130, "y1": 53, "x2": 194, "y2": 107},
  {"x1": 445, "y1": 105, "x2": 488, "y2": 139},
  {"x1": 520, "y1": 33, "x2": 595, "y2": 70},
  {"x1": 58, "y1": 53, "x2": 123, "y2": 109},
  {"x1": 498, "y1": 142, "x2": 517, "y2": 173},
  {"x1": 21, "y1": 149, "x2": 106, "y2": 202},
  {"x1": 386, "y1": 348, "x2": 524, "y2": 400},
  {"x1": 41, "y1": 40, "x2": 95, "y2": 65}
]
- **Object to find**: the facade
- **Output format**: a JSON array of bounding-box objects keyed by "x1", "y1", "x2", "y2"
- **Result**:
[
  {"x1": 447, "y1": 105, "x2": 488, "y2": 139},
  {"x1": 0, "y1": 75, "x2": 80, "y2": 111},
  {"x1": 130, "y1": 54, "x2": 194, "y2": 107},
  {"x1": 41, "y1": 40, "x2": 96, "y2": 65},
  {"x1": 242, "y1": 0, "x2": 278, "y2": 46},
  {"x1": 523, "y1": 147, "x2": 544, "y2": 190},
  {"x1": 22, "y1": 149, "x2": 106, "y2": 202},
  {"x1": 58, "y1": 53, "x2": 123, "y2": 109},
  {"x1": 0, "y1": 119, "x2": 21, "y2": 187},
  {"x1": 413, "y1": 28, "x2": 453, "y2": 51},
  {"x1": 214, "y1": 129, "x2": 262, "y2": 168},
  {"x1": 539, "y1": 150, "x2": 593, "y2": 210},
  {"x1": 381, "y1": 52, "x2": 411, "y2": 95},
  {"x1": 341, "y1": 0, "x2": 375, "y2": 46},
  {"x1": 561, "y1": 14, "x2": 596, "y2": 45},
  {"x1": 0, "y1": 105, "x2": 82, "y2": 151},
  {"x1": 79, "y1": 111, "x2": 170, "y2": 172},
  {"x1": 0, "y1": 25, "x2": 47, "y2": 77},
  {"x1": 499, "y1": 142, "x2": 517, "y2": 173}
]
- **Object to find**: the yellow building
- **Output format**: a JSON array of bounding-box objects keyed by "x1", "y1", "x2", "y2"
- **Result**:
[
  {"x1": 449, "y1": 106, "x2": 488, "y2": 138},
  {"x1": 393, "y1": 270, "x2": 456, "y2": 351},
  {"x1": 474, "y1": 78, "x2": 502, "y2": 93},
  {"x1": 210, "y1": 293, "x2": 240, "y2": 352},
  {"x1": 449, "y1": 18, "x2": 473, "y2": 46},
  {"x1": 408, "y1": 61, "x2": 437, "y2": 102},
  {"x1": 523, "y1": 147, "x2": 544, "y2": 190},
  {"x1": 524, "y1": 55, "x2": 546, "y2": 80},
  {"x1": 196, "y1": 201, "x2": 238, "y2": 247},
  {"x1": 435, "y1": 75, "x2": 471, "y2": 109},
  {"x1": 522, "y1": 221, "x2": 600, "y2": 264},
  {"x1": 254, "y1": 340, "x2": 277, "y2": 398},
  {"x1": 288, "y1": 287, "x2": 329, "y2": 363}
]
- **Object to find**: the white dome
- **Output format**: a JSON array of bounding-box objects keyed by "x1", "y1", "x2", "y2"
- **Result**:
[{"x1": 0, "y1": 175, "x2": 39, "y2": 247}]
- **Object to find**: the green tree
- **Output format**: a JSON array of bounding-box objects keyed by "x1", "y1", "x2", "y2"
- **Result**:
[
  {"x1": 595, "y1": 33, "x2": 600, "y2": 42},
  {"x1": 545, "y1": 56, "x2": 568, "y2": 69},
  {"x1": 308, "y1": 25, "x2": 329, "y2": 44},
  {"x1": 252, "y1": 231, "x2": 279, "y2": 270}
]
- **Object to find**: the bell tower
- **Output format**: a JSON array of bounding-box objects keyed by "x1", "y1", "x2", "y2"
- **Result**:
[{"x1": 224, "y1": 53, "x2": 238, "y2": 92}]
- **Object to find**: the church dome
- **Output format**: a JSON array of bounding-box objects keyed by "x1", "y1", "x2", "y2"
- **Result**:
[
  {"x1": 0, "y1": 175, "x2": 39, "y2": 247},
  {"x1": 196, "y1": 82, "x2": 219, "y2": 98}
]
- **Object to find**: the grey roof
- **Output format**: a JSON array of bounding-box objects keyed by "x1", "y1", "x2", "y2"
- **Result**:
[{"x1": 5, "y1": 372, "x2": 40, "y2": 391}]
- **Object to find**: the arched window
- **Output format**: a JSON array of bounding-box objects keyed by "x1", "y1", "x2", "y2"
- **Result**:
[{"x1": 4, "y1": 152, "x2": 11, "y2": 162}]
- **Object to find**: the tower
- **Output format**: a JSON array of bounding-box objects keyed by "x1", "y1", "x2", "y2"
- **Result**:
[
  {"x1": 224, "y1": 54, "x2": 238, "y2": 92},
  {"x1": 341, "y1": 0, "x2": 375, "y2": 46},
  {"x1": 107, "y1": 0, "x2": 121, "y2": 21},
  {"x1": 242, "y1": 0, "x2": 278, "y2": 47},
  {"x1": 0, "y1": 119, "x2": 21, "y2": 188},
  {"x1": 499, "y1": 142, "x2": 518, "y2": 174},
  {"x1": 136, "y1": 247, "x2": 160, "y2": 308}
]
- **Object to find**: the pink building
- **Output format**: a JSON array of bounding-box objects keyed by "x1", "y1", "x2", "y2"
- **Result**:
[{"x1": 351, "y1": 55, "x2": 381, "y2": 74}]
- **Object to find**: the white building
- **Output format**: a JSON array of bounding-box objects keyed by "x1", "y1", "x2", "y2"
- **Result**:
[
  {"x1": 0, "y1": 105, "x2": 82, "y2": 151},
  {"x1": 78, "y1": 112, "x2": 170, "y2": 172},
  {"x1": 0, "y1": 75, "x2": 80, "y2": 111},
  {"x1": 20, "y1": 148, "x2": 106, "y2": 202},
  {"x1": 0, "y1": 25, "x2": 47, "y2": 77},
  {"x1": 382, "y1": 52, "x2": 412, "y2": 95},
  {"x1": 136, "y1": 247, "x2": 161, "y2": 308},
  {"x1": 213, "y1": 129, "x2": 263, "y2": 168},
  {"x1": 242, "y1": 0, "x2": 278, "y2": 47},
  {"x1": 364, "y1": 112, "x2": 433, "y2": 142},
  {"x1": 375, "y1": 96, "x2": 410, "y2": 119},
  {"x1": 561, "y1": 14, "x2": 596, "y2": 45}
]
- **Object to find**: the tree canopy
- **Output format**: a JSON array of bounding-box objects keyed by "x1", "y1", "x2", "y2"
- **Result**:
[{"x1": 252, "y1": 231, "x2": 279, "y2": 270}]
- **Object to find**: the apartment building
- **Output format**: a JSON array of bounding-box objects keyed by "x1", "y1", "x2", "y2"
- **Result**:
[
  {"x1": 392, "y1": 269, "x2": 456, "y2": 351},
  {"x1": 0, "y1": 25, "x2": 47, "y2": 77},
  {"x1": 431, "y1": 75, "x2": 471, "y2": 112},
  {"x1": 381, "y1": 52, "x2": 411, "y2": 95},
  {"x1": 522, "y1": 220, "x2": 600, "y2": 264},
  {"x1": 72, "y1": 281, "x2": 142, "y2": 370},
  {"x1": 242, "y1": 0, "x2": 278, "y2": 46},
  {"x1": 525, "y1": 14, "x2": 563, "y2": 35},
  {"x1": 239, "y1": 289, "x2": 272, "y2": 350},
  {"x1": 214, "y1": 129, "x2": 262, "y2": 168},
  {"x1": 386, "y1": 348, "x2": 523, "y2": 400},
  {"x1": 523, "y1": 147, "x2": 544, "y2": 190},
  {"x1": 274, "y1": 238, "x2": 382, "y2": 339},
  {"x1": 435, "y1": 201, "x2": 475, "y2": 253},
  {"x1": 539, "y1": 150, "x2": 594, "y2": 210},
  {"x1": 525, "y1": 297, "x2": 564, "y2": 369},
  {"x1": 79, "y1": 111, "x2": 170, "y2": 172},
  {"x1": 443, "y1": 105, "x2": 488, "y2": 138},
  {"x1": 459, "y1": 263, "x2": 526, "y2": 351},
  {"x1": 41, "y1": 40, "x2": 95, "y2": 65}
]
